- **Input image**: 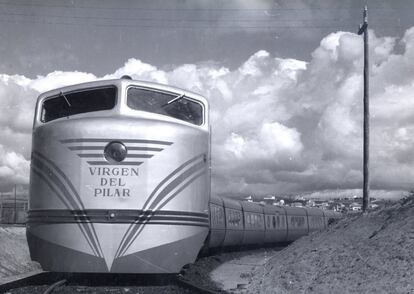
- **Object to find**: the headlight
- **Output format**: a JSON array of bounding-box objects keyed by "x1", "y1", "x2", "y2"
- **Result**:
[{"x1": 104, "y1": 141, "x2": 127, "y2": 163}]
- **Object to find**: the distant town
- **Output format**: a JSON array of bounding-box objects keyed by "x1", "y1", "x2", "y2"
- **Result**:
[{"x1": 243, "y1": 194, "x2": 391, "y2": 213}]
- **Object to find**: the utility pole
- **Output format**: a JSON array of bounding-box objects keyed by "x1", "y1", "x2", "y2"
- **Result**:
[
  {"x1": 0, "y1": 192, "x2": 2, "y2": 223},
  {"x1": 14, "y1": 184, "x2": 17, "y2": 223},
  {"x1": 358, "y1": 6, "x2": 369, "y2": 212}
]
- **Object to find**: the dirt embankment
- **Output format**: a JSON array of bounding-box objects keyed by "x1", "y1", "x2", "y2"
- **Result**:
[
  {"x1": 0, "y1": 226, "x2": 40, "y2": 283},
  {"x1": 248, "y1": 198, "x2": 414, "y2": 294}
]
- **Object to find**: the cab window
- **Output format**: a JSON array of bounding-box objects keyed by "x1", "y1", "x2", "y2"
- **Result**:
[
  {"x1": 42, "y1": 86, "x2": 116, "y2": 122},
  {"x1": 127, "y1": 87, "x2": 203, "y2": 125}
]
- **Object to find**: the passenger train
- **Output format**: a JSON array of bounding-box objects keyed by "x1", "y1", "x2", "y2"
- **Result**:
[{"x1": 27, "y1": 77, "x2": 340, "y2": 274}]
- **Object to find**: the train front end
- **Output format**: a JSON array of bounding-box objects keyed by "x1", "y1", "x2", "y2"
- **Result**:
[{"x1": 27, "y1": 79, "x2": 210, "y2": 273}]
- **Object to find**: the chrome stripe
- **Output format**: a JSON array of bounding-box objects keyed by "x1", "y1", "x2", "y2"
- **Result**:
[
  {"x1": 61, "y1": 138, "x2": 173, "y2": 145},
  {"x1": 86, "y1": 161, "x2": 143, "y2": 166},
  {"x1": 32, "y1": 156, "x2": 82, "y2": 211},
  {"x1": 127, "y1": 147, "x2": 164, "y2": 151},
  {"x1": 122, "y1": 154, "x2": 154, "y2": 158},
  {"x1": 28, "y1": 209, "x2": 208, "y2": 218},
  {"x1": 149, "y1": 161, "x2": 206, "y2": 210},
  {"x1": 27, "y1": 220, "x2": 209, "y2": 227},
  {"x1": 78, "y1": 153, "x2": 152, "y2": 159},
  {"x1": 69, "y1": 146, "x2": 164, "y2": 152},
  {"x1": 69, "y1": 146, "x2": 104, "y2": 151},
  {"x1": 27, "y1": 216, "x2": 209, "y2": 224},
  {"x1": 31, "y1": 156, "x2": 103, "y2": 258},
  {"x1": 32, "y1": 152, "x2": 104, "y2": 258},
  {"x1": 143, "y1": 154, "x2": 205, "y2": 209},
  {"x1": 77, "y1": 154, "x2": 104, "y2": 158},
  {"x1": 116, "y1": 154, "x2": 207, "y2": 258},
  {"x1": 117, "y1": 155, "x2": 204, "y2": 256},
  {"x1": 157, "y1": 169, "x2": 207, "y2": 211},
  {"x1": 31, "y1": 167, "x2": 101, "y2": 254},
  {"x1": 31, "y1": 168, "x2": 72, "y2": 210}
]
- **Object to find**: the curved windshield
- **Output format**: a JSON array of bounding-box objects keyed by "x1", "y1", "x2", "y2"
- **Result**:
[
  {"x1": 42, "y1": 86, "x2": 117, "y2": 122},
  {"x1": 127, "y1": 87, "x2": 203, "y2": 126}
]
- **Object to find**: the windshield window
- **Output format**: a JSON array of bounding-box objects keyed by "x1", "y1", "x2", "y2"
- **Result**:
[
  {"x1": 127, "y1": 87, "x2": 203, "y2": 125},
  {"x1": 41, "y1": 86, "x2": 117, "y2": 122}
]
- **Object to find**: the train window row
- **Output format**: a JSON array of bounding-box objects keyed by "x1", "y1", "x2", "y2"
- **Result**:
[
  {"x1": 210, "y1": 204, "x2": 225, "y2": 226},
  {"x1": 266, "y1": 214, "x2": 286, "y2": 230},
  {"x1": 308, "y1": 216, "x2": 324, "y2": 229},
  {"x1": 289, "y1": 216, "x2": 306, "y2": 228},
  {"x1": 211, "y1": 205, "x2": 333, "y2": 231},
  {"x1": 245, "y1": 213, "x2": 264, "y2": 229},
  {"x1": 226, "y1": 208, "x2": 242, "y2": 228}
]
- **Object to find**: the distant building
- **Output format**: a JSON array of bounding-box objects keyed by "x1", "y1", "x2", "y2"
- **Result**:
[
  {"x1": 291, "y1": 202, "x2": 303, "y2": 207},
  {"x1": 263, "y1": 195, "x2": 276, "y2": 205},
  {"x1": 369, "y1": 203, "x2": 379, "y2": 210},
  {"x1": 274, "y1": 199, "x2": 285, "y2": 206},
  {"x1": 244, "y1": 195, "x2": 253, "y2": 203},
  {"x1": 349, "y1": 202, "x2": 362, "y2": 212}
]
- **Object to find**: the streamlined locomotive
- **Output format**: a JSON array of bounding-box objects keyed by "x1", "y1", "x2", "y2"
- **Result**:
[
  {"x1": 28, "y1": 78, "x2": 210, "y2": 273},
  {"x1": 27, "y1": 78, "x2": 340, "y2": 274}
]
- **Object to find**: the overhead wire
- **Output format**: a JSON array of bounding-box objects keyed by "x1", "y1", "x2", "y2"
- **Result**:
[
  {"x1": 0, "y1": 2, "x2": 405, "y2": 31},
  {"x1": 0, "y1": 2, "x2": 410, "y2": 11},
  {"x1": 0, "y1": 11, "x2": 368, "y2": 22},
  {"x1": 0, "y1": 17, "x2": 404, "y2": 30}
]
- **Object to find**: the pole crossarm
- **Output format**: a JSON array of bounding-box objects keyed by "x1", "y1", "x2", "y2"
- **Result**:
[{"x1": 358, "y1": 23, "x2": 367, "y2": 35}]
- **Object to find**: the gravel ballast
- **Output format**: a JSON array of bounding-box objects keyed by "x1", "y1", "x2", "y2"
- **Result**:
[
  {"x1": 247, "y1": 198, "x2": 414, "y2": 294},
  {"x1": 0, "y1": 226, "x2": 40, "y2": 284}
]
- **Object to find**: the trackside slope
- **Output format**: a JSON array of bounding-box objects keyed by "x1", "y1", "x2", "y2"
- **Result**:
[
  {"x1": 248, "y1": 198, "x2": 414, "y2": 294},
  {"x1": 0, "y1": 226, "x2": 40, "y2": 283}
]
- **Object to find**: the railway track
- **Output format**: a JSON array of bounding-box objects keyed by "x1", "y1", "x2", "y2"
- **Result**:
[{"x1": 0, "y1": 272, "x2": 223, "y2": 294}]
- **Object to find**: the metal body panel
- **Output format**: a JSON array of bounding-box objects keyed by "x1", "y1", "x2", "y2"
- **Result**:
[
  {"x1": 305, "y1": 207, "x2": 326, "y2": 232},
  {"x1": 241, "y1": 202, "x2": 264, "y2": 245},
  {"x1": 284, "y1": 207, "x2": 309, "y2": 242},
  {"x1": 208, "y1": 195, "x2": 225, "y2": 248},
  {"x1": 222, "y1": 198, "x2": 243, "y2": 247},
  {"x1": 27, "y1": 79, "x2": 211, "y2": 273},
  {"x1": 263, "y1": 205, "x2": 288, "y2": 243}
]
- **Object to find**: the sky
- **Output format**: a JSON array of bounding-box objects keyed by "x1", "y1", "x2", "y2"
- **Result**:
[{"x1": 1, "y1": 0, "x2": 414, "y2": 199}]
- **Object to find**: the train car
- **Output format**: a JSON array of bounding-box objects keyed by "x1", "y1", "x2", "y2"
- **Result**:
[{"x1": 27, "y1": 78, "x2": 211, "y2": 273}]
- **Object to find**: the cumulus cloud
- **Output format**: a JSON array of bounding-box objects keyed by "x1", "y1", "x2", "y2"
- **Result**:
[{"x1": 1, "y1": 27, "x2": 414, "y2": 197}]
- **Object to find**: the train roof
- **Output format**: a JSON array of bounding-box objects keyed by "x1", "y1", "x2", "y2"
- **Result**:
[
  {"x1": 304, "y1": 207, "x2": 325, "y2": 216},
  {"x1": 36, "y1": 78, "x2": 208, "y2": 106},
  {"x1": 240, "y1": 201, "x2": 264, "y2": 213},
  {"x1": 222, "y1": 197, "x2": 242, "y2": 210},
  {"x1": 209, "y1": 194, "x2": 224, "y2": 206},
  {"x1": 263, "y1": 205, "x2": 286, "y2": 214},
  {"x1": 283, "y1": 206, "x2": 307, "y2": 216}
]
